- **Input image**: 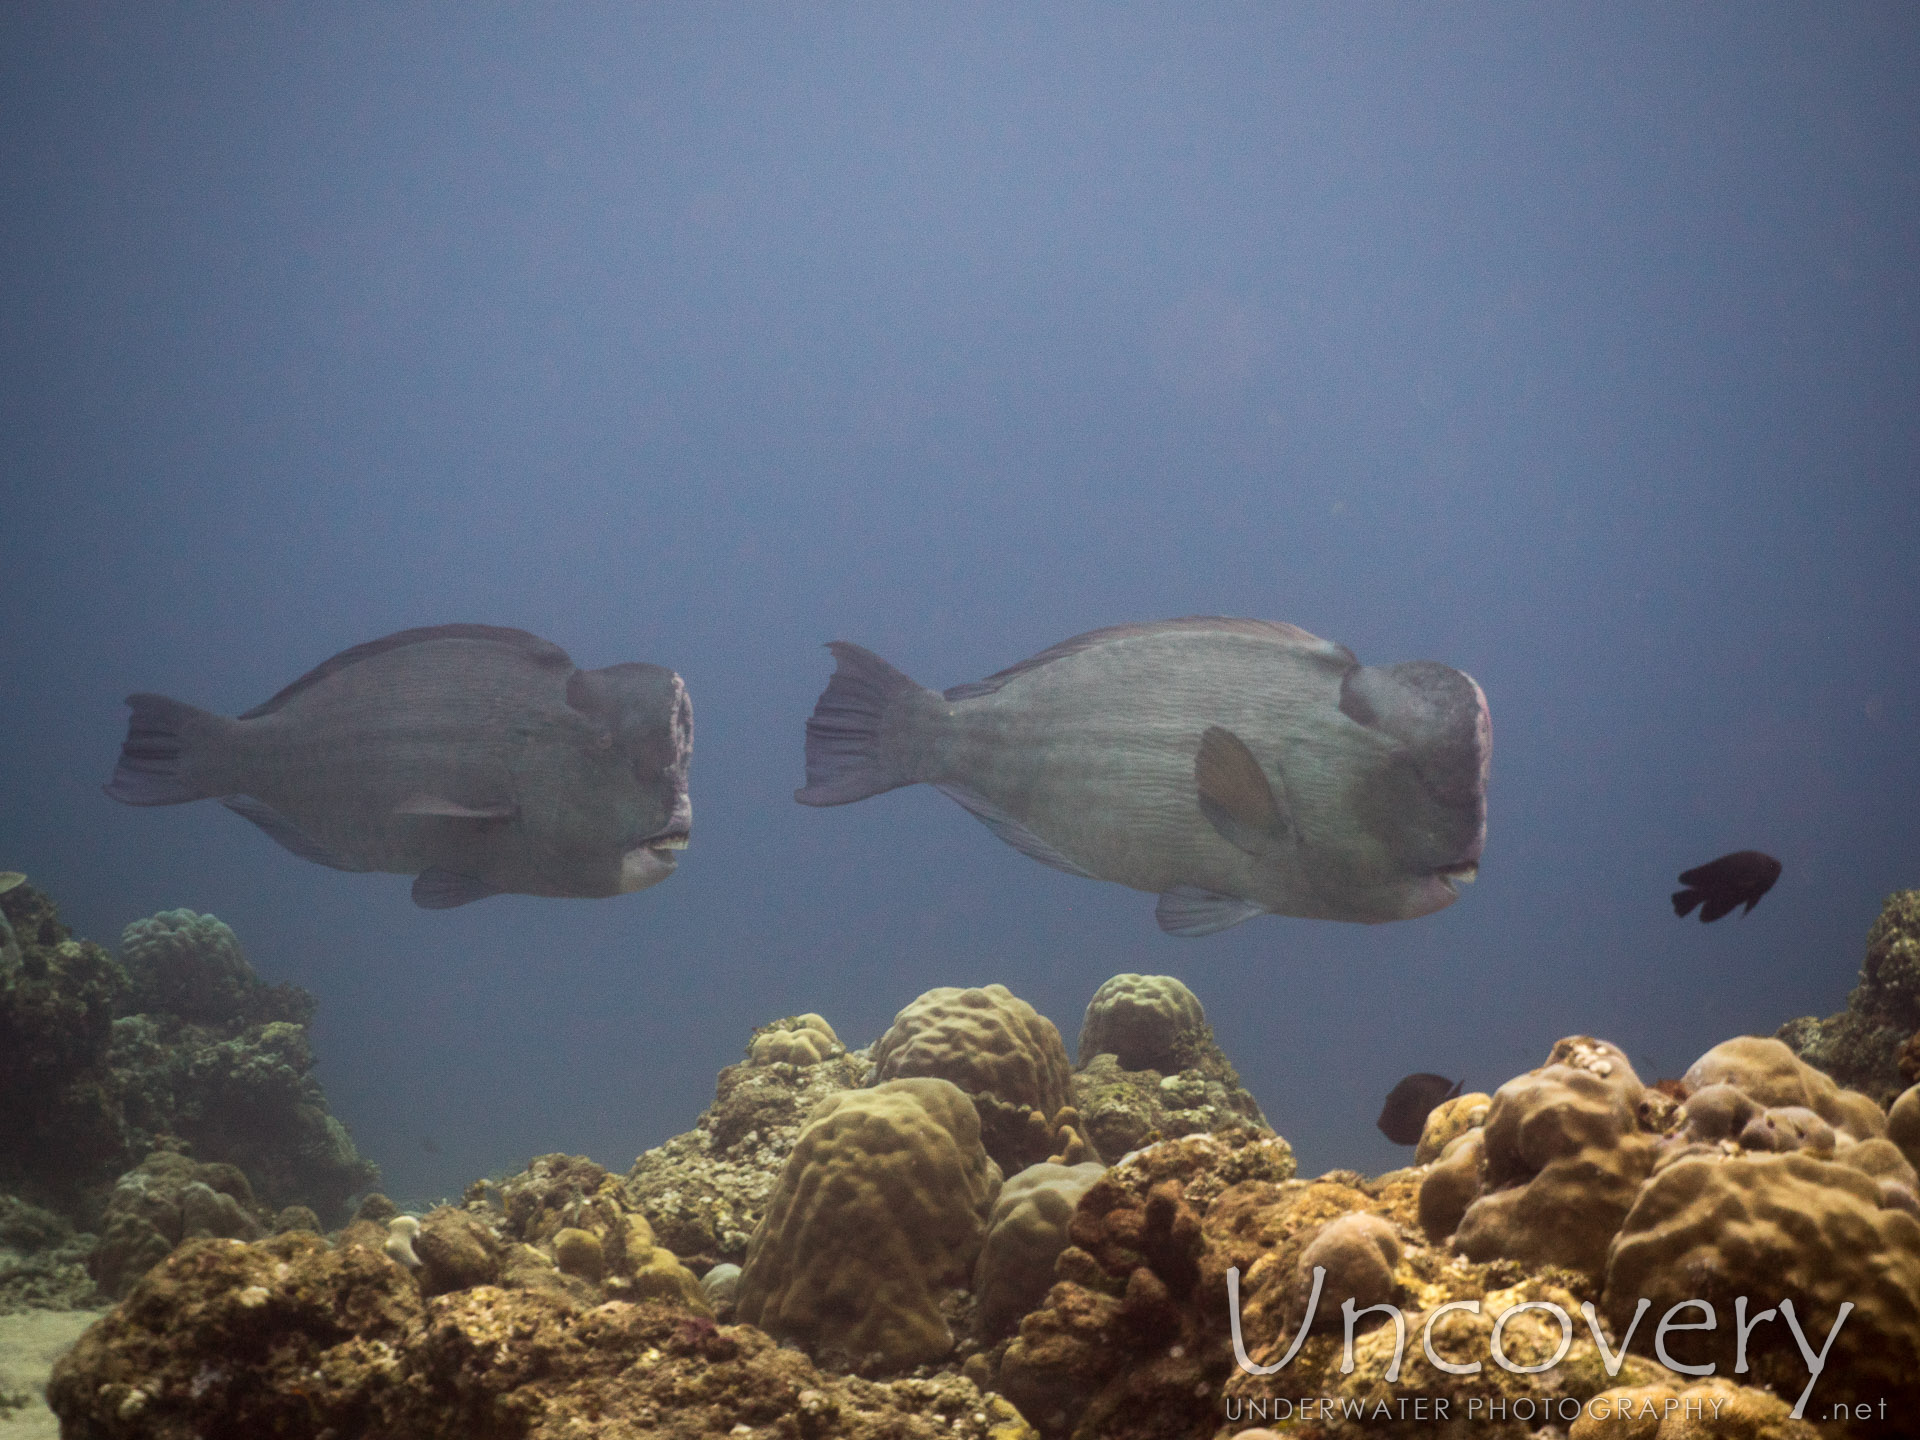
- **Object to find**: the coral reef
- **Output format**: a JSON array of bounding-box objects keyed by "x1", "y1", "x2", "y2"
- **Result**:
[
  {"x1": 0, "y1": 1193, "x2": 97, "y2": 1312},
  {"x1": 48, "y1": 1222, "x2": 1035, "y2": 1440},
  {"x1": 870, "y1": 983, "x2": 1075, "y2": 1173},
  {"x1": 30, "y1": 891, "x2": 1920, "y2": 1440},
  {"x1": 1777, "y1": 889, "x2": 1920, "y2": 1105},
  {"x1": 0, "y1": 880, "x2": 132, "y2": 1214},
  {"x1": 0, "y1": 885, "x2": 373, "y2": 1232},
  {"x1": 737, "y1": 1077, "x2": 1001, "y2": 1370},
  {"x1": 624, "y1": 1036, "x2": 868, "y2": 1263}
]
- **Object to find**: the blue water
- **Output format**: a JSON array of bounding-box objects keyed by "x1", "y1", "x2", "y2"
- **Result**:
[{"x1": 3, "y1": 5, "x2": 1916, "y2": 1205}]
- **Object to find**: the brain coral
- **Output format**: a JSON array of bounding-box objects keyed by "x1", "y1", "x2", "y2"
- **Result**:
[
  {"x1": 1602, "y1": 1149, "x2": 1920, "y2": 1419},
  {"x1": 972, "y1": 1160, "x2": 1105, "y2": 1341},
  {"x1": 1077, "y1": 974, "x2": 1208, "y2": 1072},
  {"x1": 1441, "y1": 1036, "x2": 1658, "y2": 1282},
  {"x1": 869, "y1": 983, "x2": 1072, "y2": 1172},
  {"x1": 736, "y1": 1076, "x2": 1001, "y2": 1370}
]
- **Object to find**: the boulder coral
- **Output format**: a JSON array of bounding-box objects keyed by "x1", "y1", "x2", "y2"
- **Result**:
[
  {"x1": 1415, "y1": 1088, "x2": 1491, "y2": 1165},
  {"x1": 1440, "y1": 1037, "x2": 1659, "y2": 1282},
  {"x1": 973, "y1": 1160, "x2": 1105, "y2": 1342},
  {"x1": 86, "y1": 1150, "x2": 266, "y2": 1299},
  {"x1": 1569, "y1": 1378, "x2": 1821, "y2": 1439},
  {"x1": 737, "y1": 1076, "x2": 1001, "y2": 1370},
  {"x1": 1602, "y1": 1149, "x2": 1920, "y2": 1424},
  {"x1": 120, "y1": 909, "x2": 312, "y2": 1031},
  {"x1": 870, "y1": 983, "x2": 1074, "y2": 1173},
  {"x1": 1076, "y1": 973, "x2": 1208, "y2": 1072},
  {"x1": 746, "y1": 1012, "x2": 844, "y2": 1066},
  {"x1": 1681, "y1": 1035, "x2": 1886, "y2": 1142},
  {"x1": 1890, "y1": 1083, "x2": 1920, "y2": 1175}
]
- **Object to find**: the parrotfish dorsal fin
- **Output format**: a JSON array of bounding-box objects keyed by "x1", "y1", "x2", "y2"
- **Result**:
[
  {"x1": 238, "y1": 625, "x2": 573, "y2": 720},
  {"x1": 1195, "y1": 725, "x2": 1293, "y2": 858}
]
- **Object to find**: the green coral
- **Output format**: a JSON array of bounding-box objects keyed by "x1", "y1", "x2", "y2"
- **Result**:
[
  {"x1": 1777, "y1": 888, "x2": 1920, "y2": 1104},
  {"x1": 120, "y1": 909, "x2": 313, "y2": 1031},
  {"x1": 0, "y1": 887, "x2": 373, "y2": 1230}
]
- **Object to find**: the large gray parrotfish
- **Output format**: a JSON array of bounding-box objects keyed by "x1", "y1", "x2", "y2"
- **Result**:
[
  {"x1": 104, "y1": 625, "x2": 692, "y2": 909},
  {"x1": 795, "y1": 617, "x2": 1489, "y2": 936}
]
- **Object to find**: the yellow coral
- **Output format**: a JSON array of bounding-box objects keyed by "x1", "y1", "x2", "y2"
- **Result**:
[
  {"x1": 747, "y1": 1013, "x2": 843, "y2": 1066},
  {"x1": 1602, "y1": 1149, "x2": 1920, "y2": 1419},
  {"x1": 869, "y1": 984, "x2": 1070, "y2": 1123},
  {"x1": 736, "y1": 1077, "x2": 1001, "y2": 1369},
  {"x1": 1444, "y1": 1037, "x2": 1657, "y2": 1281}
]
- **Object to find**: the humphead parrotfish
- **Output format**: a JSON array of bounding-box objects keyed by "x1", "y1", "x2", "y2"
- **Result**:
[
  {"x1": 104, "y1": 624, "x2": 692, "y2": 909},
  {"x1": 1671, "y1": 850, "x2": 1780, "y2": 923},
  {"x1": 795, "y1": 617, "x2": 1489, "y2": 935}
]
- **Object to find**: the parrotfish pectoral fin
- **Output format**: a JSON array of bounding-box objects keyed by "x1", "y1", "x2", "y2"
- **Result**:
[
  {"x1": 220, "y1": 795, "x2": 359, "y2": 870},
  {"x1": 1194, "y1": 726, "x2": 1293, "y2": 858},
  {"x1": 933, "y1": 783, "x2": 1095, "y2": 879},
  {"x1": 393, "y1": 793, "x2": 517, "y2": 820},
  {"x1": 411, "y1": 869, "x2": 501, "y2": 909},
  {"x1": 1155, "y1": 886, "x2": 1266, "y2": 937}
]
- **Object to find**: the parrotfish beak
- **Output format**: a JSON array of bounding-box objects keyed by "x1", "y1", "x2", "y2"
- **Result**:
[
  {"x1": 620, "y1": 775, "x2": 692, "y2": 892},
  {"x1": 620, "y1": 828, "x2": 689, "y2": 893},
  {"x1": 1434, "y1": 861, "x2": 1479, "y2": 897}
]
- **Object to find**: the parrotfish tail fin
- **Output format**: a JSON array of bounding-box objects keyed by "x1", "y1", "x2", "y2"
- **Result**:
[
  {"x1": 1671, "y1": 888, "x2": 1701, "y2": 918},
  {"x1": 103, "y1": 694, "x2": 230, "y2": 806},
  {"x1": 795, "y1": 642, "x2": 938, "y2": 806}
]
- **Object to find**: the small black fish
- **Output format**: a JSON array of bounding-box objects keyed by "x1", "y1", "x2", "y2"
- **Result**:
[
  {"x1": 1377, "y1": 1072, "x2": 1463, "y2": 1146},
  {"x1": 1671, "y1": 850, "x2": 1781, "y2": 923}
]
